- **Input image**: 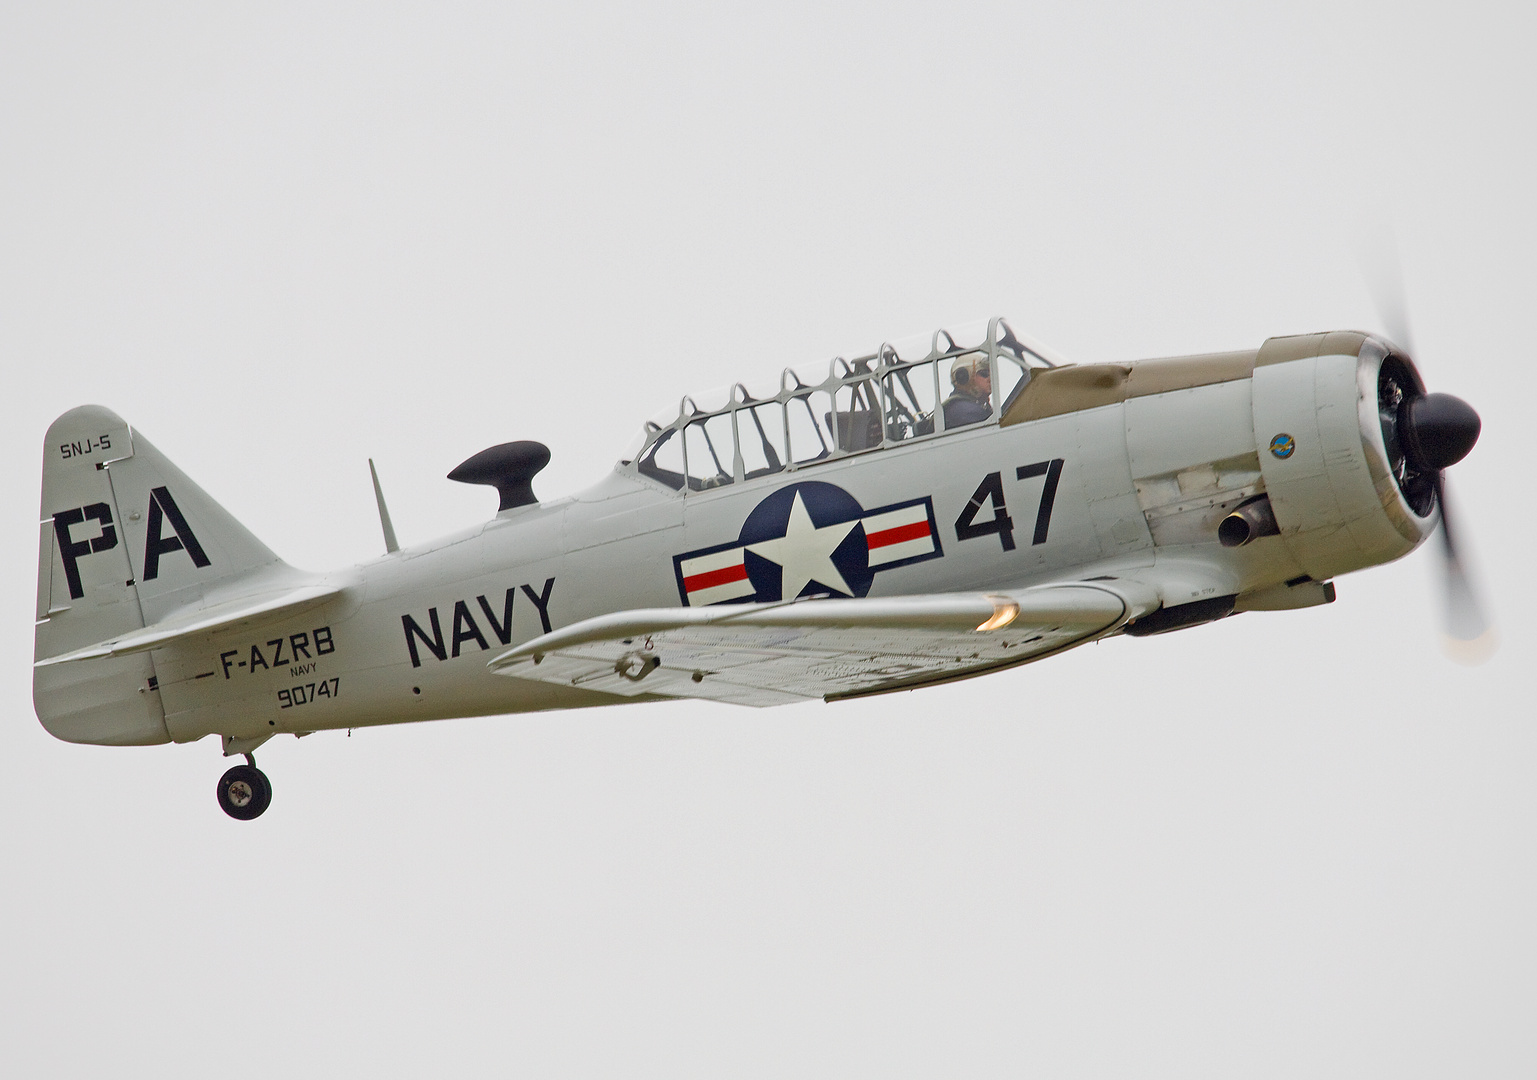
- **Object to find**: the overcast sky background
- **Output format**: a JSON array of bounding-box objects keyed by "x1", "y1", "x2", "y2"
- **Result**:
[{"x1": 2, "y1": 3, "x2": 1533, "y2": 1077}]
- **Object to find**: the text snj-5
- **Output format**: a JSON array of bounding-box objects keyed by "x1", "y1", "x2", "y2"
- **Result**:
[
  {"x1": 59, "y1": 433, "x2": 112, "y2": 459},
  {"x1": 279, "y1": 679, "x2": 339, "y2": 708}
]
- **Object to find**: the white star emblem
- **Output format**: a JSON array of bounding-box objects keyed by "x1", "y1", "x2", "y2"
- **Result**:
[{"x1": 747, "y1": 491, "x2": 859, "y2": 599}]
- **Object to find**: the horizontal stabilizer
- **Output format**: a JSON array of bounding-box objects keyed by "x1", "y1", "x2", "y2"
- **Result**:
[{"x1": 35, "y1": 583, "x2": 341, "y2": 667}]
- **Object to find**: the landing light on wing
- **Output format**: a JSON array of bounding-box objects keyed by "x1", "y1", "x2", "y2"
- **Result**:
[{"x1": 975, "y1": 600, "x2": 1020, "y2": 632}]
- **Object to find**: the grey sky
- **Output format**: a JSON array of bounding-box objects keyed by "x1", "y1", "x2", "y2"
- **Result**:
[{"x1": 2, "y1": 3, "x2": 1533, "y2": 1076}]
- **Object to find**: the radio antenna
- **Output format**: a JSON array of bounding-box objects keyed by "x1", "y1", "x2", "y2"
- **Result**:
[{"x1": 369, "y1": 458, "x2": 400, "y2": 554}]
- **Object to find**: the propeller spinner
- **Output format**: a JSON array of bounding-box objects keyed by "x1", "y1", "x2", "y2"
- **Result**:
[{"x1": 1400, "y1": 392, "x2": 1481, "y2": 471}]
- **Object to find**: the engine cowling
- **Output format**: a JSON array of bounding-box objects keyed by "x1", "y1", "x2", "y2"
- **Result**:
[{"x1": 1250, "y1": 331, "x2": 1438, "y2": 582}]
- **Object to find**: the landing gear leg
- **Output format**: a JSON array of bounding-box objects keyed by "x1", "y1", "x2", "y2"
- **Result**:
[{"x1": 217, "y1": 755, "x2": 273, "y2": 820}]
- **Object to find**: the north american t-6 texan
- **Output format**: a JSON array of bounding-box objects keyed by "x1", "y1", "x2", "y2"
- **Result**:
[{"x1": 33, "y1": 316, "x2": 1486, "y2": 818}]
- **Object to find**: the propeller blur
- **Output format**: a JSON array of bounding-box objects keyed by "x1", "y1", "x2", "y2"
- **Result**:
[{"x1": 1362, "y1": 235, "x2": 1495, "y2": 657}]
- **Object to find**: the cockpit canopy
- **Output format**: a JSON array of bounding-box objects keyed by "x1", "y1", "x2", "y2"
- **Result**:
[{"x1": 624, "y1": 317, "x2": 1065, "y2": 491}]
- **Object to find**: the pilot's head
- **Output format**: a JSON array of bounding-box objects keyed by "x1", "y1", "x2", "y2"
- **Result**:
[{"x1": 950, "y1": 354, "x2": 991, "y2": 399}]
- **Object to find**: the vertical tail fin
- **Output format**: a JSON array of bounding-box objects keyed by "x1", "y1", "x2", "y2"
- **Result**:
[{"x1": 35, "y1": 405, "x2": 293, "y2": 744}]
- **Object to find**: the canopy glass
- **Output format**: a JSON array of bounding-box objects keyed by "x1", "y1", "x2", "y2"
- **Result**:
[{"x1": 624, "y1": 317, "x2": 1066, "y2": 492}]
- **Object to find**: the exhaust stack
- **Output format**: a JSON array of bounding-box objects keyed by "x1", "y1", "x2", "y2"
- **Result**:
[{"x1": 1218, "y1": 495, "x2": 1280, "y2": 548}]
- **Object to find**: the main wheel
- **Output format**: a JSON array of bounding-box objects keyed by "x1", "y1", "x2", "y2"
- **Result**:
[{"x1": 217, "y1": 764, "x2": 272, "y2": 820}]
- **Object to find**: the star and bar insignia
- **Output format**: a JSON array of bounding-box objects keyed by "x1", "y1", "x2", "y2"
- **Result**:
[{"x1": 673, "y1": 481, "x2": 944, "y2": 606}]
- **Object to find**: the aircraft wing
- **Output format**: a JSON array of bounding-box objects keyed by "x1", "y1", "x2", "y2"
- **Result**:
[{"x1": 486, "y1": 582, "x2": 1153, "y2": 706}]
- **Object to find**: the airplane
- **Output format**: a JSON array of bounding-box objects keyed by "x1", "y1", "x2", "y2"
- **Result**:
[{"x1": 32, "y1": 316, "x2": 1486, "y2": 819}]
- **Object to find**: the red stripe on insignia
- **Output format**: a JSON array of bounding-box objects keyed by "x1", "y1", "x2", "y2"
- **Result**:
[
  {"x1": 865, "y1": 520, "x2": 932, "y2": 549},
  {"x1": 684, "y1": 563, "x2": 750, "y2": 592}
]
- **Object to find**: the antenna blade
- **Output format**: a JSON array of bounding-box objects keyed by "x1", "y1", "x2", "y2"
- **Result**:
[{"x1": 369, "y1": 458, "x2": 400, "y2": 554}]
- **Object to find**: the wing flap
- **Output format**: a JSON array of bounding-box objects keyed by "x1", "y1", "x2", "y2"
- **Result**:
[
  {"x1": 34, "y1": 583, "x2": 342, "y2": 667},
  {"x1": 489, "y1": 583, "x2": 1142, "y2": 706}
]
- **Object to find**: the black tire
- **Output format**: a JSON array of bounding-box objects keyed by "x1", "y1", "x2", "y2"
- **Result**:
[{"x1": 217, "y1": 764, "x2": 272, "y2": 820}]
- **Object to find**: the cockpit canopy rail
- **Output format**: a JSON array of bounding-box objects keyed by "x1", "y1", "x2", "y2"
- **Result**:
[{"x1": 627, "y1": 316, "x2": 1063, "y2": 492}]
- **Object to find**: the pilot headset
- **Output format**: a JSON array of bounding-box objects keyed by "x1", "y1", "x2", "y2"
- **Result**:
[{"x1": 950, "y1": 353, "x2": 990, "y2": 387}]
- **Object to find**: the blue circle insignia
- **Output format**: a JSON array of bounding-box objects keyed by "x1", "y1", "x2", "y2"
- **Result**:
[
  {"x1": 1269, "y1": 433, "x2": 1296, "y2": 459},
  {"x1": 738, "y1": 481, "x2": 873, "y2": 601}
]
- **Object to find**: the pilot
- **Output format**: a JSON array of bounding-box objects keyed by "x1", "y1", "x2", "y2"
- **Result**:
[{"x1": 942, "y1": 354, "x2": 993, "y2": 429}]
